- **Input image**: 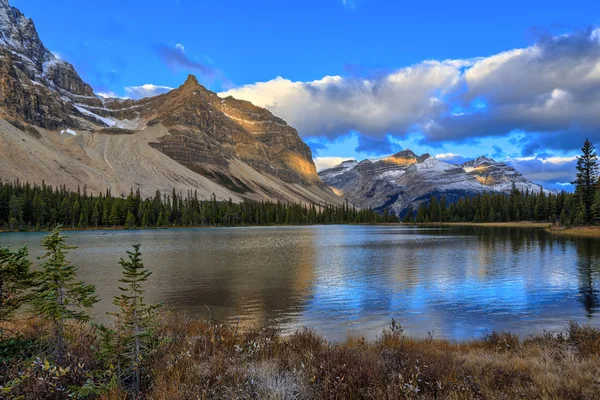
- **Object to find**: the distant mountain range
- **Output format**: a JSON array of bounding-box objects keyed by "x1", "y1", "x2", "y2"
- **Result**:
[
  {"x1": 0, "y1": 0, "x2": 341, "y2": 205},
  {"x1": 319, "y1": 150, "x2": 548, "y2": 217}
]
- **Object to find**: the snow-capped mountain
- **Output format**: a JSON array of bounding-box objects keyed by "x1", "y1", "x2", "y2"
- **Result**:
[
  {"x1": 461, "y1": 156, "x2": 545, "y2": 194},
  {"x1": 319, "y1": 150, "x2": 548, "y2": 216}
]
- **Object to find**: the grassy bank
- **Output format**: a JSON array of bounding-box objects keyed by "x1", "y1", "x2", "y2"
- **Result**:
[
  {"x1": 2, "y1": 317, "x2": 600, "y2": 399},
  {"x1": 546, "y1": 225, "x2": 600, "y2": 238}
]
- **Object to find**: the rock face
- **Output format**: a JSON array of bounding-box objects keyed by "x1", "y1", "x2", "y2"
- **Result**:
[
  {"x1": 0, "y1": 0, "x2": 341, "y2": 205},
  {"x1": 319, "y1": 151, "x2": 547, "y2": 217}
]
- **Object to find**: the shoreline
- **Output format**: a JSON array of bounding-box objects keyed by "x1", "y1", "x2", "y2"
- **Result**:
[
  {"x1": 3, "y1": 222, "x2": 600, "y2": 239},
  {"x1": 546, "y1": 225, "x2": 600, "y2": 238}
]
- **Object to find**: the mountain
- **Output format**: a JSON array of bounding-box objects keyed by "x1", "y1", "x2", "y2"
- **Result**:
[
  {"x1": 0, "y1": 0, "x2": 341, "y2": 205},
  {"x1": 319, "y1": 150, "x2": 547, "y2": 216}
]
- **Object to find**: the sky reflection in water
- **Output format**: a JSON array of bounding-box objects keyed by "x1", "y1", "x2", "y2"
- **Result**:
[{"x1": 1, "y1": 225, "x2": 599, "y2": 341}]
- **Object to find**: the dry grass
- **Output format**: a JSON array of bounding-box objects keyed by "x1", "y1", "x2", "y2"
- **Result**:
[
  {"x1": 547, "y1": 226, "x2": 600, "y2": 238},
  {"x1": 2, "y1": 317, "x2": 600, "y2": 399}
]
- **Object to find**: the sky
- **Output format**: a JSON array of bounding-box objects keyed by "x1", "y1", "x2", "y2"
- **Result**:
[{"x1": 13, "y1": 0, "x2": 600, "y2": 190}]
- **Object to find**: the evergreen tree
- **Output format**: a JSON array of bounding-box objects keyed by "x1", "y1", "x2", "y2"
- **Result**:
[
  {"x1": 109, "y1": 202, "x2": 121, "y2": 227},
  {"x1": 572, "y1": 138, "x2": 598, "y2": 224},
  {"x1": 31, "y1": 227, "x2": 98, "y2": 363},
  {"x1": 125, "y1": 211, "x2": 136, "y2": 229},
  {"x1": 0, "y1": 246, "x2": 33, "y2": 323},
  {"x1": 104, "y1": 245, "x2": 161, "y2": 396}
]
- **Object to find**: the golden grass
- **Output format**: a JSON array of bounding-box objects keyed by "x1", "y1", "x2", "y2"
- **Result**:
[{"x1": 4, "y1": 317, "x2": 599, "y2": 399}]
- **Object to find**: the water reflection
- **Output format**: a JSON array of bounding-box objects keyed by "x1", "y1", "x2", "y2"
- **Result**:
[
  {"x1": 574, "y1": 238, "x2": 600, "y2": 318},
  {"x1": 1, "y1": 226, "x2": 599, "y2": 341}
]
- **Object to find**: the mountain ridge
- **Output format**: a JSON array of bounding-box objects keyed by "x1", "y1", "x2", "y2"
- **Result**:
[
  {"x1": 0, "y1": 0, "x2": 342, "y2": 206},
  {"x1": 319, "y1": 151, "x2": 549, "y2": 216}
]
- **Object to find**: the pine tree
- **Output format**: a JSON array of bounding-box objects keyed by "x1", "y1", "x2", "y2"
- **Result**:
[
  {"x1": 91, "y1": 204, "x2": 100, "y2": 228},
  {"x1": 0, "y1": 246, "x2": 33, "y2": 324},
  {"x1": 572, "y1": 138, "x2": 598, "y2": 224},
  {"x1": 105, "y1": 245, "x2": 161, "y2": 396},
  {"x1": 31, "y1": 227, "x2": 98, "y2": 363},
  {"x1": 125, "y1": 211, "x2": 136, "y2": 229},
  {"x1": 109, "y1": 201, "x2": 120, "y2": 227}
]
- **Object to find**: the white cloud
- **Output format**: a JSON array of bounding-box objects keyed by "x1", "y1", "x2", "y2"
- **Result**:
[
  {"x1": 219, "y1": 28, "x2": 600, "y2": 156},
  {"x1": 435, "y1": 152, "x2": 463, "y2": 160},
  {"x1": 175, "y1": 43, "x2": 185, "y2": 52},
  {"x1": 124, "y1": 84, "x2": 173, "y2": 99},
  {"x1": 96, "y1": 92, "x2": 120, "y2": 99},
  {"x1": 510, "y1": 156, "x2": 578, "y2": 164},
  {"x1": 220, "y1": 60, "x2": 465, "y2": 140},
  {"x1": 314, "y1": 157, "x2": 354, "y2": 171}
]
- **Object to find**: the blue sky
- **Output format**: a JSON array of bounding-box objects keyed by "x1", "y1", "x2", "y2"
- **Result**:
[{"x1": 14, "y1": 0, "x2": 600, "y2": 190}]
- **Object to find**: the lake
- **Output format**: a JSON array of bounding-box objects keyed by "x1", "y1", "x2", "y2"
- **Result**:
[{"x1": 1, "y1": 225, "x2": 599, "y2": 341}]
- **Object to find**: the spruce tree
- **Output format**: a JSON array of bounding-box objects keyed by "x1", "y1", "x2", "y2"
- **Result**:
[
  {"x1": 125, "y1": 211, "x2": 136, "y2": 229},
  {"x1": 105, "y1": 244, "x2": 161, "y2": 396},
  {"x1": 572, "y1": 138, "x2": 598, "y2": 224},
  {"x1": 0, "y1": 246, "x2": 33, "y2": 324},
  {"x1": 31, "y1": 227, "x2": 98, "y2": 363}
]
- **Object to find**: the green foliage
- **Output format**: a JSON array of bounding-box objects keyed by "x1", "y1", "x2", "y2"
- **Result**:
[
  {"x1": 0, "y1": 182, "x2": 394, "y2": 230},
  {"x1": 572, "y1": 138, "x2": 598, "y2": 224},
  {"x1": 0, "y1": 246, "x2": 33, "y2": 323},
  {"x1": 31, "y1": 227, "x2": 98, "y2": 362},
  {"x1": 100, "y1": 244, "x2": 162, "y2": 396}
]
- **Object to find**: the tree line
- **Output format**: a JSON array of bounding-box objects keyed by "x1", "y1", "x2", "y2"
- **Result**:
[
  {"x1": 0, "y1": 184, "x2": 397, "y2": 230},
  {"x1": 1, "y1": 139, "x2": 599, "y2": 229}
]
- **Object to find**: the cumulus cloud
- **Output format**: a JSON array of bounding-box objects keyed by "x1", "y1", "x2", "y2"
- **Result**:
[
  {"x1": 155, "y1": 44, "x2": 219, "y2": 78},
  {"x1": 219, "y1": 28, "x2": 600, "y2": 157},
  {"x1": 314, "y1": 157, "x2": 355, "y2": 171},
  {"x1": 506, "y1": 156, "x2": 578, "y2": 187},
  {"x1": 220, "y1": 60, "x2": 465, "y2": 140},
  {"x1": 124, "y1": 84, "x2": 173, "y2": 99}
]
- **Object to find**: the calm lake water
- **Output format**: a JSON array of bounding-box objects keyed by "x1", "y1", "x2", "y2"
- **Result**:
[{"x1": 1, "y1": 225, "x2": 599, "y2": 341}]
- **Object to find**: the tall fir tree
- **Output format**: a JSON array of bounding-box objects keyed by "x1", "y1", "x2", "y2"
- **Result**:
[
  {"x1": 103, "y1": 245, "x2": 161, "y2": 397},
  {"x1": 572, "y1": 138, "x2": 598, "y2": 224},
  {"x1": 31, "y1": 227, "x2": 98, "y2": 363}
]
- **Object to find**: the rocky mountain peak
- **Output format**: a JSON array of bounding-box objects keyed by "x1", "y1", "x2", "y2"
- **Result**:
[
  {"x1": 183, "y1": 74, "x2": 200, "y2": 88},
  {"x1": 390, "y1": 149, "x2": 417, "y2": 159},
  {"x1": 463, "y1": 155, "x2": 496, "y2": 168},
  {"x1": 319, "y1": 151, "x2": 549, "y2": 216}
]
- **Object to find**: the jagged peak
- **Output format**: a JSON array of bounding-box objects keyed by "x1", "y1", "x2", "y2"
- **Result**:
[
  {"x1": 463, "y1": 155, "x2": 497, "y2": 167},
  {"x1": 183, "y1": 74, "x2": 200, "y2": 88},
  {"x1": 389, "y1": 149, "x2": 417, "y2": 159}
]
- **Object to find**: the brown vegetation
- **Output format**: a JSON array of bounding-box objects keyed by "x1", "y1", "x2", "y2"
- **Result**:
[{"x1": 2, "y1": 316, "x2": 600, "y2": 399}]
